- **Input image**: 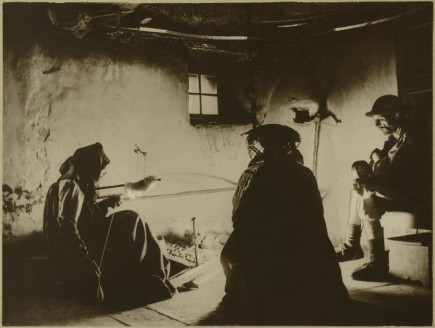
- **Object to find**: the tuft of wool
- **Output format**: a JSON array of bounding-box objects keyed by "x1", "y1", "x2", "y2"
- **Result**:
[{"x1": 124, "y1": 175, "x2": 161, "y2": 199}]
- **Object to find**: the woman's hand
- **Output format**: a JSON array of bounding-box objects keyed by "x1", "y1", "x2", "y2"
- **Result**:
[
  {"x1": 83, "y1": 258, "x2": 104, "y2": 303},
  {"x1": 86, "y1": 258, "x2": 102, "y2": 279},
  {"x1": 103, "y1": 196, "x2": 122, "y2": 209}
]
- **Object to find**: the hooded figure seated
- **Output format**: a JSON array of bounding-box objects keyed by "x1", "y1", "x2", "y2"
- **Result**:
[
  {"x1": 43, "y1": 142, "x2": 174, "y2": 307},
  {"x1": 220, "y1": 124, "x2": 350, "y2": 325}
]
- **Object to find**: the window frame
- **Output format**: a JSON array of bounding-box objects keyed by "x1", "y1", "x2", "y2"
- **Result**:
[{"x1": 188, "y1": 73, "x2": 220, "y2": 124}]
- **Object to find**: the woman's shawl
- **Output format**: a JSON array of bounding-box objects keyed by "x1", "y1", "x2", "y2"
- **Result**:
[
  {"x1": 44, "y1": 179, "x2": 89, "y2": 262},
  {"x1": 44, "y1": 142, "x2": 109, "y2": 263},
  {"x1": 226, "y1": 154, "x2": 348, "y2": 306}
]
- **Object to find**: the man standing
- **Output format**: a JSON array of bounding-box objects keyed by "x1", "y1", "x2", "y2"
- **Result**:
[{"x1": 335, "y1": 95, "x2": 430, "y2": 281}]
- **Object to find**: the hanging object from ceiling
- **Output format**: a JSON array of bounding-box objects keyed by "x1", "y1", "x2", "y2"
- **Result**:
[
  {"x1": 244, "y1": 4, "x2": 263, "y2": 129},
  {"x1": 140, "y1": 17, "x2": 153, "y2": 25},
  {"x1": 47, "y1": 6, "x2": 93, "y2": 39}
]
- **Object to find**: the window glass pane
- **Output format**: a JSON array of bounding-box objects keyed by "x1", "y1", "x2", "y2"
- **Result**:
[
  {"x1": 201, "y1": 95, "x2": 218, "y2": 115},
  {"x1": 189, "y1": 74, "x2": 199, "y2": 93},
  {"x1": 201, "y1": 75, "x2": 217, "y2": 94},
  {"x1": 189, "y1": 95, "x2": 201, "y2": 114}
]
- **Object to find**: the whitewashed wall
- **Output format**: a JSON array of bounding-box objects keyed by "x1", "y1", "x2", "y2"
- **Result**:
[{"x1": 3, "y1": 25, "x2": 397, "y2": 245}]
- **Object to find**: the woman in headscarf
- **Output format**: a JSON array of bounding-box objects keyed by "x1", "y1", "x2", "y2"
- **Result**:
[
  {"x1": 43, "y1": 142, "x2": 174, "y2": 307},
  {"x1": 220, "y1": 124, "x2": 349, "y2": 325}
]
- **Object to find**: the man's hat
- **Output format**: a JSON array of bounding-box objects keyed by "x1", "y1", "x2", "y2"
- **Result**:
[{"x1": 365, "y1": 95, "x2": 406, "y2": 117}]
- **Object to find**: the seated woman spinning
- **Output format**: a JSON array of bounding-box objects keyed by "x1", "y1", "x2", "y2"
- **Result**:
[
  {"x1": 221, "y1": 124, "x2": 349, "y2": 325},
  {"x1": 43, "y1": 142, "x2": 174, "y2": 307}
]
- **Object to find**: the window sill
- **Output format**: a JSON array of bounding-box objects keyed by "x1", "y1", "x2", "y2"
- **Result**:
[{"x1": 189, "y1": 115, "x2": 251, "y2": 127}]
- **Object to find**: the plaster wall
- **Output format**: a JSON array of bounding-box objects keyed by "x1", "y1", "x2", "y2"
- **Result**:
[
  {"x1": 3, "y1": 42, "x2": 251, "y2": 238},
  {"x1": 265, "y1": 27, "x2": 398, "y2": 245},
  {"x1": 3, "y1": 24, "x2": 398, "y2": 246}
]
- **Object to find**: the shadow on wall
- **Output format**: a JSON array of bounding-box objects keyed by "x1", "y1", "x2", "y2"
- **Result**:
[
  {"x1": 3, "y1": 184, "x2": 46, "y2": 240},
  {"x1": 264, "y1": 26, "x2": 398, "y2": 245},
  {"x1": 3, "y1": 183, "x2": 47, "y2": 286}
]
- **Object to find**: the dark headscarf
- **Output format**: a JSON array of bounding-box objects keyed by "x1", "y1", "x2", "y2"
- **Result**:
[
  {"x1": 59, "y1": 142, "x2": 110, "y2": 199},
  {"x1": 244, "y1": 124, "x2": 303, "y2": 164},
  {"x1": 244, "y1": 124, "x2": 301, "y2": 149}
]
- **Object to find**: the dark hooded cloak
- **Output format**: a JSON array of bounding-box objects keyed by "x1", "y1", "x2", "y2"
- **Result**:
[
  {"x1": 221, "y1": 125, "x2": 349, "y2": 325},
  {"x1": 43, "y1": 143, "x2": 173, "y2": 306}
]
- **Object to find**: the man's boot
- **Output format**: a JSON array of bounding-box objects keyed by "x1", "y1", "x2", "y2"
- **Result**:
[
  {"x1": 335, "y1": 224, "x2": 364, "y2": 262},
  {"x1": 351, "y1": 238, "x2": 389, "y2": 281}
]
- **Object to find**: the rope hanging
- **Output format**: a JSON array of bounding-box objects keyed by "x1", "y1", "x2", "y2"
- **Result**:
[{"x1": 244, "y1": 4, "x2": 259, "y2": 129}]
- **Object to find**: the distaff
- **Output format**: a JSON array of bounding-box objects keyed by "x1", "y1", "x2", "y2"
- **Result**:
[{"x1": 96, "y1": 175, "x2": 237, "y2": 201}]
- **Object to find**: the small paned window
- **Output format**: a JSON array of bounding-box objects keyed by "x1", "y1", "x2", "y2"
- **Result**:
[{"x1": 189, "y1": 74, "x2": 219, "y2": 124}]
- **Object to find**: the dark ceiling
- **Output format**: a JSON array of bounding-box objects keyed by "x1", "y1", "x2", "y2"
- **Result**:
[
  {"x1": 46, "y1": 2, "x2": 431, "y2": 38},
  {"x1": 4, "y1": 2, "x2": 433, "y2": 56}
]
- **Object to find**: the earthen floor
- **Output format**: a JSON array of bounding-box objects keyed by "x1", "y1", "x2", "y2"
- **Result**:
[{"x1": 3, "y1": 258, "x2": 432, "y2": 326}]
